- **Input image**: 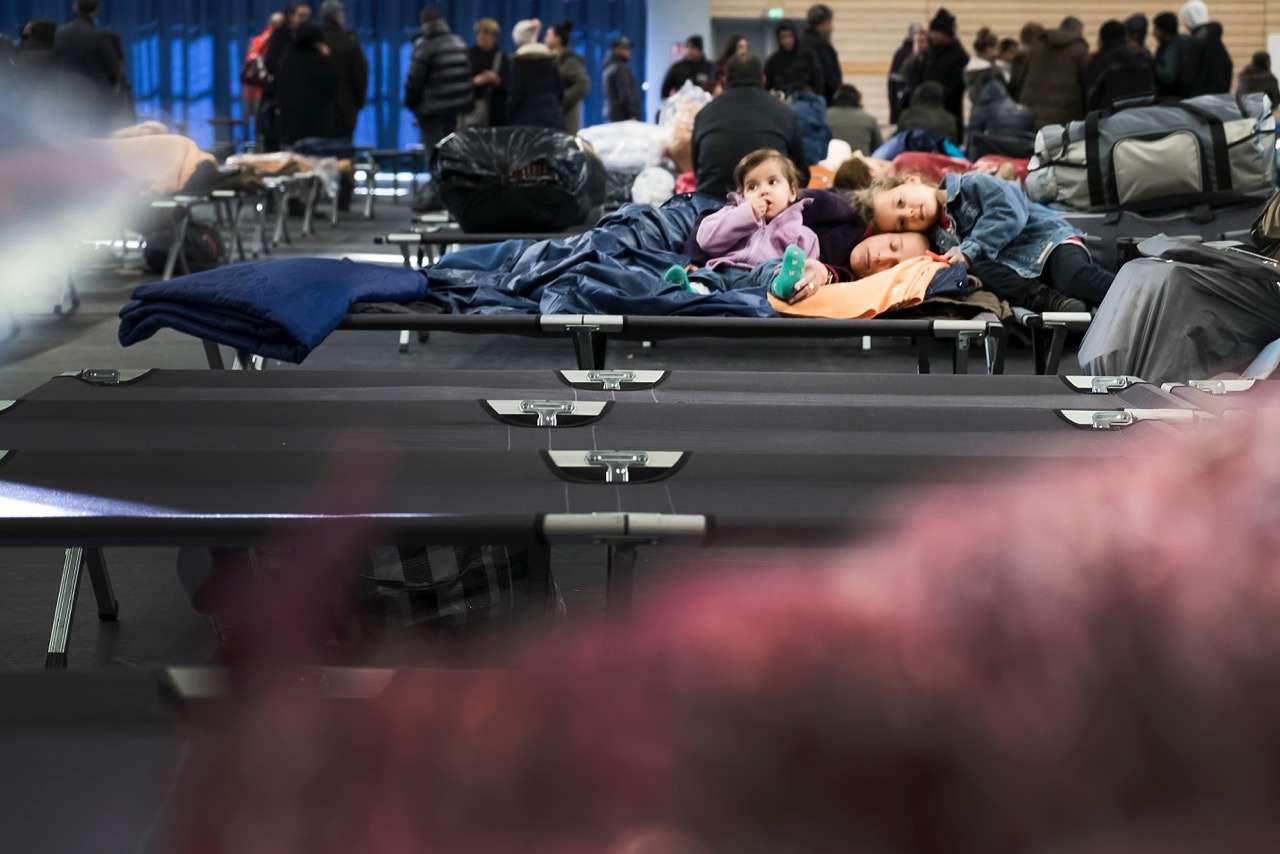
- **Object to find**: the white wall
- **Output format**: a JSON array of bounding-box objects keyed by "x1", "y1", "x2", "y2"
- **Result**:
[{"x1": 645, "y1": 0, "x2": 713, "y2": 121}]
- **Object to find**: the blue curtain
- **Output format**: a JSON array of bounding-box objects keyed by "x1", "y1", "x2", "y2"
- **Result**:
[{"x1": 3, "y1": 1, "x2": 645, "y2": 149}]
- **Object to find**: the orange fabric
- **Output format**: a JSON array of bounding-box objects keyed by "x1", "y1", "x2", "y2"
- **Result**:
[
  {"x1": 768, "y1": 254, "x2": 951, "y2": 319},
  {"x1": 242, "y1": 26, "x2": 274, "y2": 100},
  {"x1": 807, "y1": 165, "x2": 834, "y2": 189},
  {"x1": 102, "y1": 134, "x2": 217, "y2": 194}
]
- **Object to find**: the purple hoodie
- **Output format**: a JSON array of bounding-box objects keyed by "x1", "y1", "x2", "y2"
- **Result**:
[{"x1": 694, "y1": 194, "x2": 821, "y2": 270}]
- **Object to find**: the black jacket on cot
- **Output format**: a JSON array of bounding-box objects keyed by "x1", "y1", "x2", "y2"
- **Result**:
[
  {"x1": 1178, "y1": 23, "x2": 1234, "y2": 97},
  {"x1": 908, "y1": 39, "x2": 969, "y2": 143},
  {"x1": 321, "y1": 21, "x2": 369, "y2": 137},
  {"x1": 691, "y1": 84, "x2": 810, "y2": 200},
  {"x1": 274, "y1": 45, "x2": 339, "y2": 145},
  {"x1": 799, "y1": 28, "x2": 840, "y2": 103},
  {"x1": 764, "y1": 45, "x2": 822, "y2": 94},
  {"x1": 682, "y1": 189, "x2": 865, "y2": 281},
  {"x1": 1084, "y1": 46, "x2": 1155, "y2": 112},
  {"x1": 507, "y1": 51, "x2": 565, "y2": 130}
]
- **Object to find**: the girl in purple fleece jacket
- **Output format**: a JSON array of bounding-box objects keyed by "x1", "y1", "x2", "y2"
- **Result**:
[{"x1": 666, "y1": 149, "x2": 820, "y2": 299}]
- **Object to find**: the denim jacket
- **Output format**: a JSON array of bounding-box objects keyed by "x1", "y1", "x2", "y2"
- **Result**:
[{"x1": 932, "y1": 172, "x2": 1082, "y2": 279}]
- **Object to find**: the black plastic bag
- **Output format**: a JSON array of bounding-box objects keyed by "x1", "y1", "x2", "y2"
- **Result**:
[{"x1": 431, "y1": 127, "x2": 606, "y2": 232}]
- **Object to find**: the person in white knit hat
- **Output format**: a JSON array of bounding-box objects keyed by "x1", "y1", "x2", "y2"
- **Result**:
[
  {"x1": 1175, "y1": 0, "x2": 1233, "y2": 96},
  {"x1": 506, "y1": 18, "x2": 566, "y2": 129}
]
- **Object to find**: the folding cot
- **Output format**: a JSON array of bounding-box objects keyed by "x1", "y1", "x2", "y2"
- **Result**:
[{"x1": 0, "y1": 367, "x2": 1219, "y2": 669}]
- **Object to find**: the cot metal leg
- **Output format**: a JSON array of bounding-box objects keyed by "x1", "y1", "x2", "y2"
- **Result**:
[
  {"x1": 527, "y1": 544, "x2": 553, "y2": 602},
  {"x1": 231, "y1": 349, "x2": 264, "y2": 370},
  {"x1": 1031, "y1": 327, "x2": 1047, "y2": 375},
  {"x1": 222, "y1": 197, "x2": 247, "y2": 262},
  {"x1": 202, "y1": 339, "x2": 227, "y2": 370},
  {"x1": 302, "y1": 177, "x2": 320, "y2": 236},
  {"x1": 916, "y1": 337, "x2": 931, "y2": 374},
  {"x1": 952, "y1": 336, "x2": 971, "y2": 375},
  {"x1": 605, "y1": 543, "x2": 637, "y2": 616},
  {"x1": 572, "y1": 330, "x2": 607, "y2": 370},
  {"x1": 272, "y1": 187, "x2": 290, "y2": 246},
  {"x1": 363, "y1": 171, "x2": 376, "y2": 219},
  {"x1": 398, "y1": 330, "x2": 411, "y2": 353},
  {"x1": 162, "y1": 206, "x2": 191, "y2": 281},
  {"x1": 45, "y1": 547, "x2": 116, "y2": 671},
  {"x1": 986, "y1": 324, "x2": 1007, "y2": 375},
  {"x1": 1043, "y1": 326, "x2": 1069, "y2": 376}
]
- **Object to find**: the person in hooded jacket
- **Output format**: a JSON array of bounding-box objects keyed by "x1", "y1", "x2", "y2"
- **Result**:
[
  {"x1": 966, "y1": 77, "x2": 1035, "y2": 159},
  {"x1": 963, "y1": 27, "x2": 1002, "y2": 105},
  {"x1": 764, "y1": 21, "x2": 821, "y2": 95},
  {"x1": 274, "y1": 22, "x2": 339, "y2": 146},
  {"x1": 1084, "y1": 19, "x2": 1155, "y2": 112},
  {"x1": 1017, "y1": 16, "x2": 1089, "y2": 129},
  {"x1": 799, "y1": 4, "x2": 840, "y2": 103},
  {"x1": 887, "y1": 23, "x2": 925, "y2": 124},
  {"x1": 506, "y1": 19, "x2": 563, "y2": 130},
  {"x1": 1175, "y1": 0, "x2": 1232, "y2": 97},
  {"x1": 1238, "y1": 51, "x2": 1280, "y2": 109}
]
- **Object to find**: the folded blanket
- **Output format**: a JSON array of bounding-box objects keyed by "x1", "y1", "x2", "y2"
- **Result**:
[
  {"x1": 768, "y1": 255, "x2": 972, "y2": 318},
  {"x1": 119, "y1": 258, "x2": 428, "y2": 363}
]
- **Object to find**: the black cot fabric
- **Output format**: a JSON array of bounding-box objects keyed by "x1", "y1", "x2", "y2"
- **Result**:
[{"x1": 0, "y1": 370, "x2": 1187, "y2": 547}]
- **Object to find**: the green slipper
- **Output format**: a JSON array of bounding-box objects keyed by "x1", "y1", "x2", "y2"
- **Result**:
[{"x1": 770, "y1": 245, "x2": 807, "y2": 300}]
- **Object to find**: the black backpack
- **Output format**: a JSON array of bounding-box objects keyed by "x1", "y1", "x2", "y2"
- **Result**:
[{"x1": 143, "y1": 220, "x2": 225, "y2": 275}]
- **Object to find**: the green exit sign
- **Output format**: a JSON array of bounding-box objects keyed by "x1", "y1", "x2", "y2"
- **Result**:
[{"x1": 766, "y1": 7, "x2": 785, "y2": 19}]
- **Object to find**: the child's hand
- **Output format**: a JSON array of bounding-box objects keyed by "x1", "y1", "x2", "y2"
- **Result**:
[
  {"x1": 942, "y1": 246, "x2": 969, "y2": 268},
  {"x1": 750, "y1": 196, "x2": 769, "y2": 221}
]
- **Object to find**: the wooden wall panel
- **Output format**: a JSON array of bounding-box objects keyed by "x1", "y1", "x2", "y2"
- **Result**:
[{"x1": 709, "y1": 0, "x2": 1280, "y2": 125}]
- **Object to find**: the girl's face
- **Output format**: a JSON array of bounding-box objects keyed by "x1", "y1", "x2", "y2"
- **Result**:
[
  {"x1": 544, "y1": 29, "x2": 561, "y2": 49},
  {"x1": 735, "y1": 38, "x2": 749, "y2": 55},
  {"x1": 871, "y1": 177, "x2": 940, "y2": 232},
  {"x1": 740, "y1": 159, "x2": 796, "y2": 222}
]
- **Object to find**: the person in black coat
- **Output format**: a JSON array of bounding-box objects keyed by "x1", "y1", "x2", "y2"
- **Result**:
[
  {"x1": 660, "y1": 34, "x2": 715, "y2": 97},
  {"x1": 888, "y1": 23, "x2": 925, "y2": 124},
  {"x1": 691, "y1": 54, "x2": 810, "y2": 199},
  {"x1": 799, "y1": 4, "x2": 840, "y2": 103},
  {"x1": 260, "y1": 4, "x2": 311, "y2": 151},
  {"x1": 53, "y1": 0, "x2": 126, "y2": 133},
  {"x1": 274, "y1": 23, "x2": 339, "y2": 147},
  {"x1": 318, "y1": 0, "x2": 368, "y2": 141},
  {"x1": 1084, "y1": 20, "x2": 1154, "y2": 113},
  {"x1": 1176, "y1": 2, "x2": 1233, "y2": 97},
  {"x1": 907, "y1": 8, "x2": 969, "y2": 145},
  {"x1": 764, "y1": 22, "x2": 822, "y2": 95},
  {"x1": 506, "y1": 19, "x2": 564, "y2": 130}
]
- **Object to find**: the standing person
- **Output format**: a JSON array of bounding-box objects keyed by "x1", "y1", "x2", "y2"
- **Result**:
[
  {"x1": 1084, "y1": 19, "x2": 1154, "y2": 113},
  {"x1": 1007, "y1": 22, "x2": 1045, "y2": 99},
  {"x1": 545, "y1": 21, "x2": 589, "y2": 133},
  {"x1": 907, "y1": 9, "x2": 968, "y2": 141},
  {"x1": 601, "y1": 36, "x2": 640, "y2": 123},
  {"x1": 1176, "y1": 0, "x2": 1232, "y2": 97},
  {"x1": 660, "y1": 34, "x2": 714, "y2": 97},
  {"x1": 242, "y1": 12, "x2": 282, "y2": 143},
  {"x1": 887, "y1": 23, "x2": 924, "y2": 124},
  {"x1": 1151, "y1": 12, "x2": 1186, "y2": 97},
  {"x1": 712, "y1": 35, "x2": 748, "y2": 92},
  {"x1": 274, "y1": 22, "x2": 338, "y2": 147},
  {"x1": 261, "y1": 5, "x2": 311, "y2": 152},
  {"x1": 1124, "y1": 14, "x2": 1153, "y2": 63},
  {"x1": 1016, "y1": 16, "x2": 1089, "y2": 130},
  {"x1": 54, "y1": 0, "x2": 127, "y2": 133},
  {"x1": 506, "y1": 19, "x2": 563, "y2": 130},
  {"x1": 826, "y1": 84, "x2": 882, "y2": 154},
  {"x1": 1238, "y1": 51, "x2": 1280, "y2": 108},
  {"x1": 764, "y1": 21, "x2": 822, "y2": 95},
  {"x1": 403, "y1": 7, "x2": 473, "y2": 154},
  {"x1": 691, "y1": 54, "x2": 809, "y2": 199},
  {"x1": 461, "y1": 18, "x2": 507, "y2": 129},
  {"x1": 17, "y1": 19, "x2": 58, "y2": 72},
  {"x1": 319, "y1": 1, "x2": 368, "y2": 142},
  {"x1": 963, "y1": 27, "x2": 1001, "y2": 105},
  {"x1": 799, "y1": 4, "x2": 840, "y2": 104}
]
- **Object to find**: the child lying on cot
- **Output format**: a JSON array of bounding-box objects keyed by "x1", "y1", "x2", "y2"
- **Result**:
[
  {"x1": 851, "y1": 171, "x2": 1115, "y2": 308},
  {"x1": 667, "y1": 148, "x2": 821, "y2": 301}
]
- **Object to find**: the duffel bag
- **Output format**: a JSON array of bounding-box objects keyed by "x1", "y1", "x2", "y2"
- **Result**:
[
  {"x1": 1026, "y1": 93, "x2": 1275, "y2": 212},
  {"x1": 431, "y1": 126, "x2": 606, "y2": 232}
]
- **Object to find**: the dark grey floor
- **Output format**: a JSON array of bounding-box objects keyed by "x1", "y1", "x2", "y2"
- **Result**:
[{"x1": 0, "y1": 200, "x2": 1075, "y2": 670}]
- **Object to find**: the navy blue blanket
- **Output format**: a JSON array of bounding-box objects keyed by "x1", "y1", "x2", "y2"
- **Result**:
[
  {"x1": 118, "y1": 259, "x2": 429, "y2": 363},
  {"x1": 418, "y1": 195, "x2": 776, "y2": 316}
]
